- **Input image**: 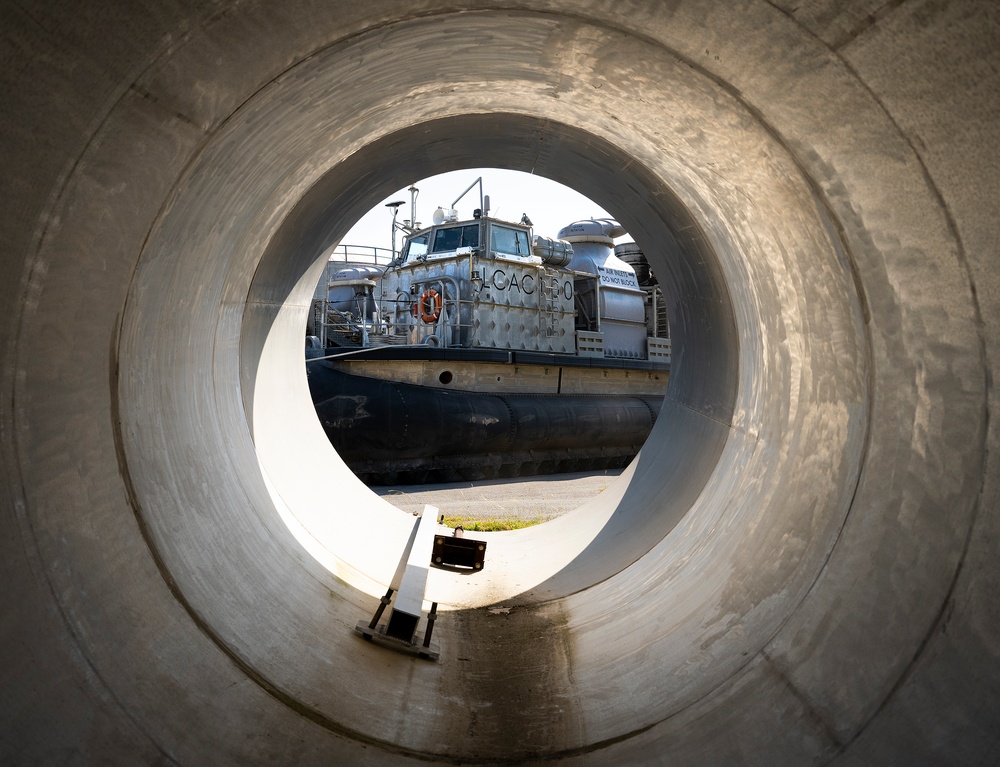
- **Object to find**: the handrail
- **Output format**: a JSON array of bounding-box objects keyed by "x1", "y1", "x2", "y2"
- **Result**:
[{"x1": 326, "y1": 243, "x2": 396, "y2": 265}]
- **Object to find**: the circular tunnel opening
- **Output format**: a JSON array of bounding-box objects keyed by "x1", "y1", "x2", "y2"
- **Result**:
[
  {"x1": 220, "y1": 94, "x2": 866, "y2": 623},
  {"x1": 110, "y1": 10, "x2": 872, "y2": 758},
  {"x1": 241, "y1": 114, "x2": 745, "y2": 598}
]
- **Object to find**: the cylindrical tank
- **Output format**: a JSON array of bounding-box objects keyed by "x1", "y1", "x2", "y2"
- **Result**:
[{"x1": 531, "y1": 235, "x2": 574, "y2": 266}]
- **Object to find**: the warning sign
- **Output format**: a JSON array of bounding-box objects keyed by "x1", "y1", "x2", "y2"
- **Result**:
[{"x1": 597, "y1": 265, "x2": 640, "y2": 290}]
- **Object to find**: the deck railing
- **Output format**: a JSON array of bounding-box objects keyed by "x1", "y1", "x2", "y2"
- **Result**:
[{"x1": 325, "y1": 244, "x2": 396, "y2": 265}]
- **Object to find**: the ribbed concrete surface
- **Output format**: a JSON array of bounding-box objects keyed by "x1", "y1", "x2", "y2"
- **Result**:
[{"x1": 1, "y1": 1, "x2": 997, "y2": 764}]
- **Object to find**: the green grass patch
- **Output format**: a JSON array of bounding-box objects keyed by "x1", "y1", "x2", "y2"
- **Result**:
[{"x1": 440, "y1": 516, "x2": 548, "y2": 532}]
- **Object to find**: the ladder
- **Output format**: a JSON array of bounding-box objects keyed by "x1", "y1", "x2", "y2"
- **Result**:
[{"x1": 538, "y1": 271, "x2": 561, "y2": 337}]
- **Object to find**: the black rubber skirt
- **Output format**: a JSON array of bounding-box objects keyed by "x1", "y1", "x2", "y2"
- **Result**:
[{"x1": 307, "y1": 360, "x2": 662, "y2": 484}]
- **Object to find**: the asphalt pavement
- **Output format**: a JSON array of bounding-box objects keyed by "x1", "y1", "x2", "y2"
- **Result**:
[{"x1": 370, "y1": 469, "x2": 624, "y2": 522}]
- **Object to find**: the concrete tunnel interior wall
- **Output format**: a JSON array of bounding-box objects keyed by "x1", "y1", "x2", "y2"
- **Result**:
[{"x1": 2, "y1": 2, "x2": 997, "y2": 765}]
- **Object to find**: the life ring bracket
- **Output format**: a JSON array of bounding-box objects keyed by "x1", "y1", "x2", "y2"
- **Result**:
[{"x1": 418, "y1": 288, "x2": 442, "y2": 323}]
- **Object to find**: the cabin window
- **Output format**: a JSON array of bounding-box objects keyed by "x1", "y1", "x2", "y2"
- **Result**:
[
  {"x1": 431, "y1": 224, "x2": 480, "y2": 253},
  {"x1": 491, "y1": 225, "x2": 530, "y2": 257},
  {"x1": 403, "y1": 233, "x2": 428, "y2": 260}
]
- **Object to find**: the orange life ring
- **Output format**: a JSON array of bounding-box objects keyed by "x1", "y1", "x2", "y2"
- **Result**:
[{"x1": 418, "y1": 288, "x2": 442, "y2": 323}]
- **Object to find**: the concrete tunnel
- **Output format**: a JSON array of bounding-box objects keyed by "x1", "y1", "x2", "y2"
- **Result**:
[{"x1": 2, "y1": 1, "x2": 998, "y2": 764}]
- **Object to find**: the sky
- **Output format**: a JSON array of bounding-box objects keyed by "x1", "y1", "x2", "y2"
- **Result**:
[{"x1": 340, "y1": 168, "x2": 624, "y2": 252}]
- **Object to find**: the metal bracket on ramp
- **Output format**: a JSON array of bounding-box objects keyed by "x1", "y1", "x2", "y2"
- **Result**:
[{"x1": 355, "y1": 506, "x2": 487, "y2": 660}]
